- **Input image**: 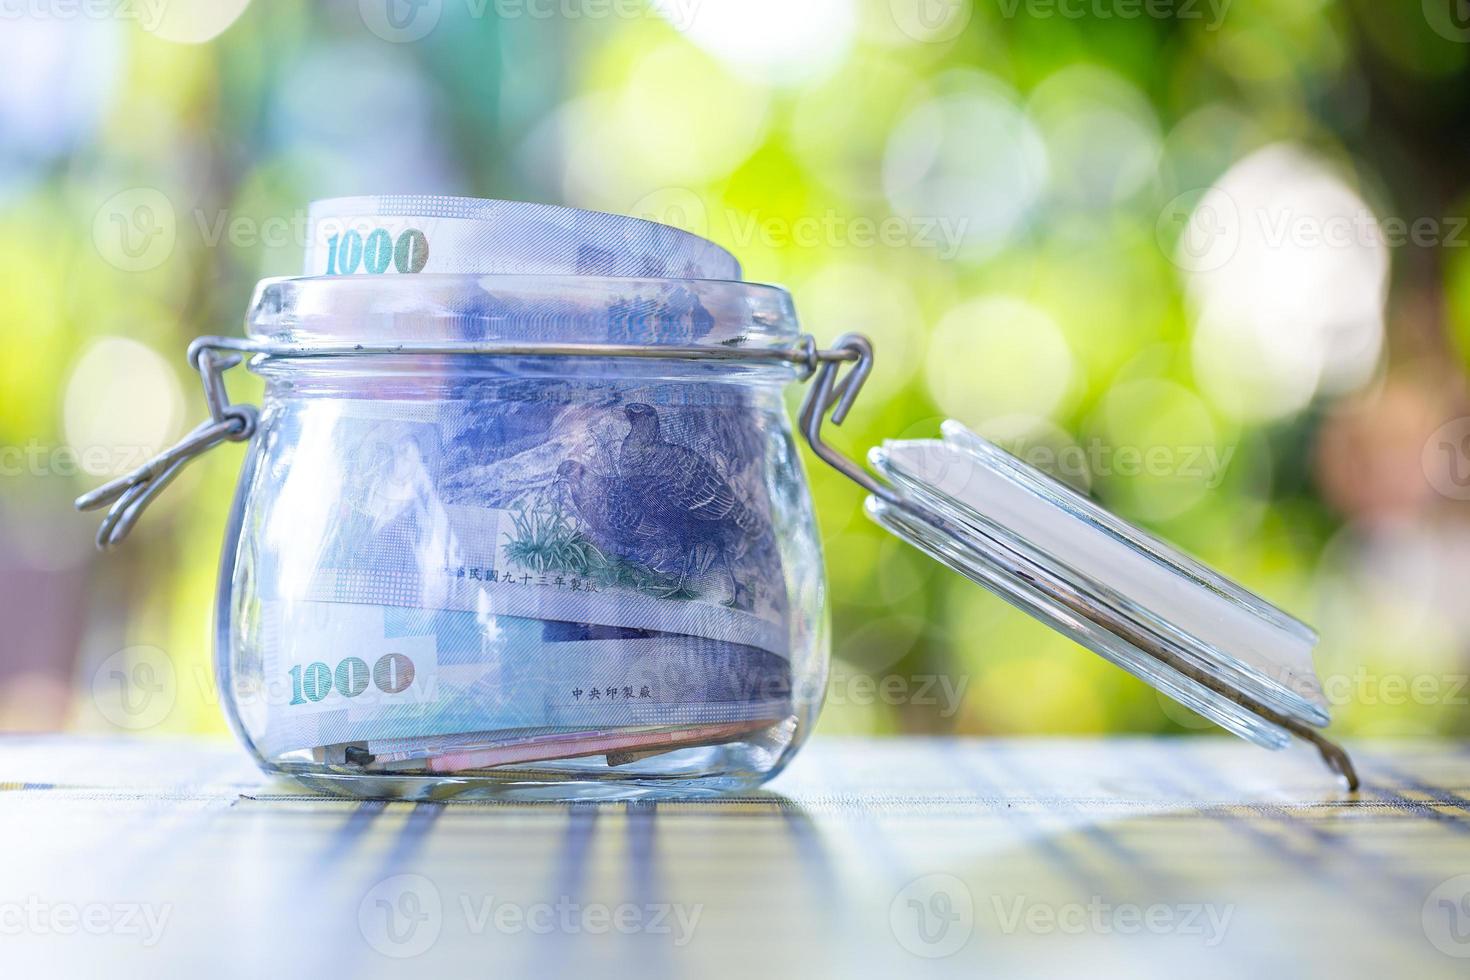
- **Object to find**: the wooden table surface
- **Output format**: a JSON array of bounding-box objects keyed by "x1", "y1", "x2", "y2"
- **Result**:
[{"x1": 2, "y1": 734, "x2": 1467, "y2": 978}]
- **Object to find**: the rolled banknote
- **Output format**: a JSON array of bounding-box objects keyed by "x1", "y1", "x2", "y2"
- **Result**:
[
  {"x1": 305, "y1": 195, "x2": 741, "y2": 280},
  {"x1": 363, "y1": 721, "x2": 779, "y2": 773},
  {"x1": 246, "y1": 601, "x2": 791, "y2": 761}
]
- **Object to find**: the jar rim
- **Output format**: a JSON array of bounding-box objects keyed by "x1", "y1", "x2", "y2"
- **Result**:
[{"x1": 245, "y1": 274, "x2": 801, "y2": 353}]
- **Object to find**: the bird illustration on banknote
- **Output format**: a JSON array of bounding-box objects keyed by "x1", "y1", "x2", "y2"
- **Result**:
[{"x1": 556, "y1": 403, "x2": 762, "y2": 605}]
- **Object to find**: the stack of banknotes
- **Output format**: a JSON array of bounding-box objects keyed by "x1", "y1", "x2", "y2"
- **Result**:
[{"x1": 246, "y1": 197, "x2": 795, "y2": 773}]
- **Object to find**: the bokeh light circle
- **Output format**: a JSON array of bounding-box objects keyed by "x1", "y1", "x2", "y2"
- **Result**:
[
  {"x1": 795, "y1": 262, "x2": 925, "y2": 401},
  {"x1": 883, "y1": 72, "x2": 1048, "y2": 263},
  {"x1": 1028, "y1": 66, "x2": 1162, "y2": 208},
  {"x1": 1183, "y1": 145, "x2": 1389, "y2": 422},
  {"x1": 1091, "y1": 378, "x2": 1226, "y2": 521},
  {"x1": 652, "y1": 0, "x2": 857, "y2": 84},
  {"x1": 143, "y1": 0, "x2": 253, "y2": 43},
  {"x1": 63, "y1": 337, "x2": 184, "y2": 477},
  {"x1": 612, "y1": 43, "x2": 770, "y2": 187},
  {"x1": 925, "y1": 295, "x2": 1074, "y2": 425}
]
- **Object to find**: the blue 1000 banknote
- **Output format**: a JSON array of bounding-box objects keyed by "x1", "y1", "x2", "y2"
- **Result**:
[
  {"x1": 245, "y1": 601, "x2": 792, "y2": 761},
  {"x1": 304, "y1": 195, "x2": 741, "y2": 280}
]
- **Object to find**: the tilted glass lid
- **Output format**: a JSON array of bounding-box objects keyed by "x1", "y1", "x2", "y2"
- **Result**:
[{"x1": 799, "y1": 337, "x2": 1357, "y2": 789}]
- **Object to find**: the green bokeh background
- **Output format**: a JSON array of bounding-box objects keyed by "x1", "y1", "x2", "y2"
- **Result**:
[{"x1": 2, "y1": 0, "x2": 1468, "y2": 744}]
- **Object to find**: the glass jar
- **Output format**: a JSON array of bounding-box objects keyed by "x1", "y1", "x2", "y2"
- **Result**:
[{"x1": 213, "y1": 274, "x2": 829, "y2": 800}]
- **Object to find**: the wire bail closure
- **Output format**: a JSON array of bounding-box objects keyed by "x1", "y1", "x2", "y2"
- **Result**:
[
  {"x1": 75, "y1": 333, "x2": 869, "y2": 550},
  {"x1": 74, "y1": 343, "x2": 258, "y2": 550}
]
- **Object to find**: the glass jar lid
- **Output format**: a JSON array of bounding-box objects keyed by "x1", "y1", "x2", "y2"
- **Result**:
[{"x1": 868, "y1": 421, "x2": 1329, "y2": 750}]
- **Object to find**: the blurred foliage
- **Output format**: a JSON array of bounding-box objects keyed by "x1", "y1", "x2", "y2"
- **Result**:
[{"x1": 1, "y1": 0, "x2": 1468, "y2": 744}]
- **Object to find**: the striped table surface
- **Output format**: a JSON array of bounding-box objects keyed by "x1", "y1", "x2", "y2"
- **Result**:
[{"x1": 2, "y1": 735, "x2": 1467, "y2": 979}]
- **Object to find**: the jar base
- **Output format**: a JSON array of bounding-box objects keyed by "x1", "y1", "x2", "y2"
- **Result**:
[
  {"x1": 254, "y1": 724, "x2": 804, "y2": 802},
  {"x1": 271, "y1": 767, "x2": 776, "y2": 802}
]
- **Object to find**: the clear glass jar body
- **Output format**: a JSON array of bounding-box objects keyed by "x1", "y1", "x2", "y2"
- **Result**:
[{"x1": 214, "y1": 276, "x2": 829, "y2": 800}]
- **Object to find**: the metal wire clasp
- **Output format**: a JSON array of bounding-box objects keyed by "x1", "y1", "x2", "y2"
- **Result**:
[
  {"x1": 796, "y1": 332, "x2": 902, "y2": 509},
  {"x1": 74, "y1": 343, "x2": 257, "y2": 549}
]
